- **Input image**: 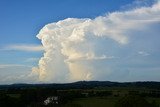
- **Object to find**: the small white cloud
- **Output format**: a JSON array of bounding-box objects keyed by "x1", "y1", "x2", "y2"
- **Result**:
[
  {"x1": 138, "y1": 51, "x2": 150, "y2": 56},
  {"x1": 121, "y1": 0, "x2": 157, "y2": 10},
  {"x1": 1, "y1": 44, "x2": 44, "y2": 52},
  {"x1": 86, "y1": 53, "x2": 115, "y2": 60},
  {"x1": 64, "y1": 52, "x2": 114, "y2": 62},
  {"x1": 0, "y1": 64, "x2": 31, "y2": 69},
  {"x1": 25, "y1": 58, "x2": 40, "y2": 62}
]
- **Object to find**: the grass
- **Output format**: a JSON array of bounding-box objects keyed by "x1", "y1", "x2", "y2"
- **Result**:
[
  {"x1": 7, "y1": 94, "x2": 21, "y2": 98},
  {"x1": 63, "y1": 97, "x2": 118, "y2": 107},
  {"x1": 62, "y1": 96, "x2": 160, "y2": 107},
  {"x1": 146, "y1": 97, "x2": 160, "y2": 105}
]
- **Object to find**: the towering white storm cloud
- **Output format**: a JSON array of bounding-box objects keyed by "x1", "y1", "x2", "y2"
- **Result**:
[{"x1": 31, "y1": 1, "x2": 160, "y2": 83}]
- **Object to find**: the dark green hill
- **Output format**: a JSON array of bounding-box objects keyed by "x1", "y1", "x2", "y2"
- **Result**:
[{"x1": 0, "y1": 81, "x2": 160, "y2": 90}]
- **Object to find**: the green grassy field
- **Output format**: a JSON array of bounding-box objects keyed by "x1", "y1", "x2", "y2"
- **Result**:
[
  {"x1": 7, "y1": 94, "x2": 21, "y2": 98},
  {"x1": 147, "y1": 97, "x2": 160, "y2": 105},
  {"x1": 62, "y1": 96, "x2": 160, "y2": 107},
  {"x1": 62, "y1": 97, "x2": 118, "y2": 107}
]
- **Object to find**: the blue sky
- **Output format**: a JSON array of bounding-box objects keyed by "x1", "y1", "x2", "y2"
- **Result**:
[
  {"x1": 0, "y1": 0, "x2": 132, "y2": 44},
  {"x1": 0, "y1": 0, "x2": 160, "y2": 84}
]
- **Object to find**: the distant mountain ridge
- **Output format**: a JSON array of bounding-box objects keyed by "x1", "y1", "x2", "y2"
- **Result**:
[{"x1": 0, "y1": 81, "x2": 160, "y2": 90}]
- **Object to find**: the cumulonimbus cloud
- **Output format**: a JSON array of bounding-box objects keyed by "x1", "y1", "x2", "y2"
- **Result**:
[{"x1": 30, "y1": 1, "x2": 160, "y2": 83}]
